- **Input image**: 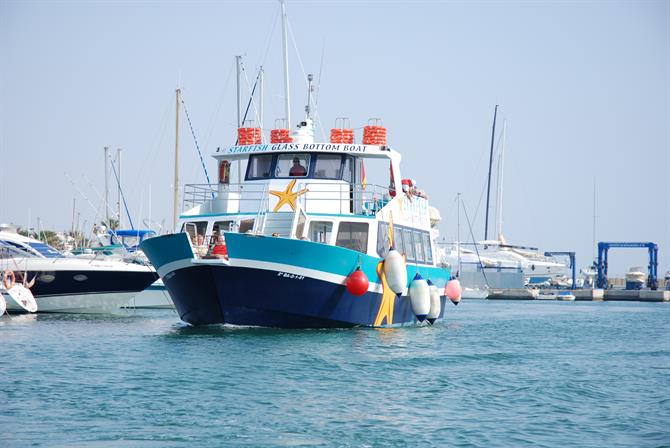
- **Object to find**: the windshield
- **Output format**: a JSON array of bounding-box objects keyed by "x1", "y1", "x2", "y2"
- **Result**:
[
  {"x1": 0, "y1": 241, "x2": 38, "y2": 259},
  {"x1": 27, "y1": 242, "x2": 63, "y2": 258}
]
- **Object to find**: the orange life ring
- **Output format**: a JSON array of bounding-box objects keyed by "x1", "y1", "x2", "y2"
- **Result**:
[{"x1": 3, "y1": 270, "x2": 15, "y2": 289}]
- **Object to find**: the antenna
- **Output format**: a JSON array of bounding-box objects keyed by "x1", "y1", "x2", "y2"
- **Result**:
[
  {"x1": 305, "y1": 73, "x2": 314, "y2": 119},
  {"x1": 280, "y1": 0, "x2": 291, "y2": 127}
]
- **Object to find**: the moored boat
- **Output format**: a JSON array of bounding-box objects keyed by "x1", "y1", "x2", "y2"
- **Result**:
[{"x1": 0, "y1": 227, "x2": 156, "y2": 313}]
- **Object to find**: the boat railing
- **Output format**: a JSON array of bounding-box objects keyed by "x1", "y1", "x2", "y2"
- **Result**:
[
  {"x1": 183, "y1": 182, "x2": 396, "y2": 217},
  {"x1": 183, "y1": 183, "x2": 269, "y2": 212}
]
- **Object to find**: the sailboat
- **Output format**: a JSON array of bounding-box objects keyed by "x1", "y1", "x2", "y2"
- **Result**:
[{"x1": 444, "y1": 106, "x2": 567, "y2": 290}]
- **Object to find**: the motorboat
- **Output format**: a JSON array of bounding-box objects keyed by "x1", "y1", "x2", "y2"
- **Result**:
[
  {"x1": 0, "y1": 227, "x2": 156, "y2": 313},
  {"x1": 556, "y1": 291, "x2": 575, "y2": 301},
  {"x1": 625, "y1": 267, "x2": 646, "y2": 290}
]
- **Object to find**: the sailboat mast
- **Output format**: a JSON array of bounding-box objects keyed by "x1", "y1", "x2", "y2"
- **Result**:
[
  {"x1": 457, "y1": 193, "x2": 461, "y2": 277},
  {"x1": 280, "y1": 0, "x2": 291, "y2": 127},
  {"x1": 173, "y1": 88, "x2": 181, "y2": 232},
  {"x1": 117, "y1": 147, "x2": 122, "y2": 228},
  {"x1": 497, "y1": 119, "x2": 507, "y2": 240},
  {"x1": 484, "y1": 104, "x2": 498, "y2": 241},
  {"x1": 103, "y1": 146, "x2": 109, "y2": 224}
]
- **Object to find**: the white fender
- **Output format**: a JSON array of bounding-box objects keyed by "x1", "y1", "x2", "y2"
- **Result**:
[
  {"x1": 0, "y1": 294, "x2": 6, "y2": 317},
  {"x1": 427, "y1": 283, "x2": 441, "y2": 325},
  {"x1": 6, "y1": 284, "x2": 37, "y2": 313},
  {"x1": 383, "y1": 249, "x2": 407, "y2": 294},
  {"x1": 409, "y1": 273, "x2": 430, "y2": 322}
]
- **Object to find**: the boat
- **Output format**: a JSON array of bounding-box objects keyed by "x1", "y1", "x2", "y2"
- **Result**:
[
  {"x1": 536, "y1": 291, "x2": 556, "y2": 300},
  {"x1": 556, "y1": 291, "x2": 575, "y2": 301},
  {"x1": 143, "y1": 123, "x2": 453, "y2": 327},
  {"x1": 141, "y1": 4, "x2": 455, "y2": 327},
  {"x1": 69, "y1": 227, "x2": 173, "y2": 309},
  {"x1": 625, "y1": 267, "x2": 646, "y2": 290},
  {"x1": 0, "y1": 226, "x2": 157, "y2": 313}
]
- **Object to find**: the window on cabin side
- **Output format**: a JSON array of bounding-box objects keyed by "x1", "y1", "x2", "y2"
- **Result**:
[
  {"x1": 377, "y1": 222, "x2": 391, "y2": 257},
  {"x1": 276, "y1": 153, "x2": 310, "y2": 177},
  {"x1": 402, "y1": 229, "x2": 415, "y2": 261},
  {"x1": 309, "y1": 221, "x2": 333, "y2": 244},
  {"x1": 422, "y1": 232, "x2": 433, "y2": 264},
  {"x1": 313, "y1": 154, "x2": 342, "y2": 179},
  {"x1": 238, "y1": 219, "x2": 255, "y2": 233},
  {"x1": 336, "y1": 222, "x2": 369, "y2": 253},
  {"x1": 413, "y1": 230, "x2": 425, "y2": 263},
  {"x1": 247, "y1": 154, "x2": 273, "y2": 179}
]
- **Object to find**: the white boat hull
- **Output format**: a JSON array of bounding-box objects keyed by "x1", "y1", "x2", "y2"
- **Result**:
[
  {"x1": 123, "y1": 281, "x2": 174, "y2": 309},
  {"x1": 6, "y1": 292, "x2": 135, "y2": 314}
]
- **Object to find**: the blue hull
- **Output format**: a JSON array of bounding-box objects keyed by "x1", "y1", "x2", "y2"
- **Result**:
[{"x1": 142, "y1": 233, "x2": 451, "y2": 328}]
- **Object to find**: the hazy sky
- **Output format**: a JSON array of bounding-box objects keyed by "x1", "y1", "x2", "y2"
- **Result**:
[{"x1": 1, "y1": 0, "x2": 668, "y2": 276}]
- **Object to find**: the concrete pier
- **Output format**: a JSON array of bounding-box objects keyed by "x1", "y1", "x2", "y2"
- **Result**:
[
  {"x1": 481, "y1": 288, "x2": 668, "y2": 302},
  {"x1": 604, "y1": 289, "x2": 669, "y2": 302}
]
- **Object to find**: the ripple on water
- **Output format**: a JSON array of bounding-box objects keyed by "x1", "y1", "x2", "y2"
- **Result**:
[{"x1": 0, "y1": 301, "x2": 668, "y2": 447}]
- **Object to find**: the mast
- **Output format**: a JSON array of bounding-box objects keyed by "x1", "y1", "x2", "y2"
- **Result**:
[
  {"x1": 280, "y1": 0, "x2": 291, "y2": 127},
  {"x1": 236, "y1": 55, "x2": 242, "y2": 128},
  {"x1": 457, "y1": 193, "x2": 461, "y2": 277},
  {"x1": 235, "y1": 56, "x2": 242, "y2": 183},
  {"x1": 259, "y1": 65, "x2": 264, "y2": 139},
  {"x1": 116, "y1": 147, "x2": 122, "y2": 228},
  {"x1": 496, "y1": 119, "x2": 507, "y2": 240},
  {"x1": 484, "y1": 104, "x2": 498, "y2": 241},
  {"x1": 173, "y1": 88, "x2": 181, "y2": 232},
  {"x1": 103, "y1": 146, "x2": 109, "y2": 224}
]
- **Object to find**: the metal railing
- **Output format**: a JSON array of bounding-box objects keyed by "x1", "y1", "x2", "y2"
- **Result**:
[{"x1": 182, "y1": 182, "x2": 398, "y2": 217}]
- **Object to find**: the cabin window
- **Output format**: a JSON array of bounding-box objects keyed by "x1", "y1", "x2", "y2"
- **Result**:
[
  {"x1": 182, "y1": 221, "x2": 208, "y2": 246},
  {"x1": 422, "y1": 232, "x2": 433, "y2": 263},
  {"x1": 238, "y1": 219, "x2": 255, "y2": 233},
  {"x1": 276, "y1": 153, "x2": 310, "y2": 178},
  {"x1": 342, "y1": 156, "x2": 354, "y2": 183},
  {"x1": 336, "y1": 222, "x2": 369, "y2": 253},
  {"x1": 213, "y1": 220, "x2": 234, "y2": 233},
  {"x1": 313, "y1": 154, "x2": 342, "y2": 179},
  {"x1": 246, "y1": 154, "x2": 273, "y2": 179},
  {"x1": 402, "y1": 229, "x2": 415, "y2": 261},
  {"x1": 413, "y1": 230, "x2": 425, "y2": 262},
  {"x1": 377, "y1": 222, "x2": 391, "y2": 257},
  {"x1": 309, "y1": 221, "x2": 332, "y2": 244}
]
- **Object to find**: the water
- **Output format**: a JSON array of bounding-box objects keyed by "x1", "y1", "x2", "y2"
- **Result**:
[{"x1": 1, "y1": 301, "x2": 668, "y2": 447}]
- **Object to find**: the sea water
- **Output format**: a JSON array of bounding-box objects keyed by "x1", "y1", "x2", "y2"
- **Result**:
[{"x1": 1, "y1": 301, "x2": 668, "y2": 447}]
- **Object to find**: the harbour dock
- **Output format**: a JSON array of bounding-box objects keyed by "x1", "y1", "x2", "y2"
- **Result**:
[{"x1": 485, "y1": 288, "x2": 669, "y2": 302}]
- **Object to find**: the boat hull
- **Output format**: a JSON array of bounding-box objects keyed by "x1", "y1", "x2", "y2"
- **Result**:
[
  {"x1": 142, "y1": 232, "x2": 452, "y2": 328},
  {"x1": 4, "y1": 267, "x2": 156, "y2": 313}
]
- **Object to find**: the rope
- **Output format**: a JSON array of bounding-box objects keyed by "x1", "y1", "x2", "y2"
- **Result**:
[
  {"x1": 110, "y1": 159, "x2": 135, "y2": 230},
  {"x1": 180, "y1": 95, "x2": 213, "y2": 187},
  {"x1": 460, "y1": 198, "x2": 490, "y2": 288}
]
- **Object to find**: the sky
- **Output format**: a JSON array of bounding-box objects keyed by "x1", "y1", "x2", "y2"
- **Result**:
[{"x1": 1, "y1": 0, "x2": 668, "y2": 277}]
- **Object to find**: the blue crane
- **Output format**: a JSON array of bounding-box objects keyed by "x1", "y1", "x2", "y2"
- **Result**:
[
  {"x1": 596, "y1": 242, "x2": 658, "y2": 290},
  {"x1": 544, "y1": 251, "x2": 576, "y2": 289}
]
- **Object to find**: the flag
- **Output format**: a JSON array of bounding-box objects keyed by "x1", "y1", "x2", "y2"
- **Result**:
[{"x1": 361, "y1": 160, "x2": 367, "y2": 190}]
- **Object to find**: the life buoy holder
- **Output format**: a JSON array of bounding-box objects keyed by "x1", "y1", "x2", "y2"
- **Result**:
[{"x1": 3, "y1": 270, "x2": 15, "y2": 289}]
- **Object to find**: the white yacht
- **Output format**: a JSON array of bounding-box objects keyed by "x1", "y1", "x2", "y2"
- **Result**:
[{"x1": 0, "y1": 226, "x2": 157, "y2": 313}]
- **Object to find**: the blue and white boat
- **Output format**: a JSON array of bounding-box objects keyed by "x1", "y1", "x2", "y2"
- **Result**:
[
  {"x1": 143, "y1": 128, "x2": 453, "y2": 327},
  {"x1": 141, "y1": 3, "x2": 455, "y2": 327}
]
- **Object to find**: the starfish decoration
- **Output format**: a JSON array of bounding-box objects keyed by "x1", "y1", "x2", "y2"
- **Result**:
[
  {"x1": 373, "y1": 260, "x2": 396, "y2": 326},
  {"x1": 269, "y1": 179, "x2": 308, "y2": 212}
]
